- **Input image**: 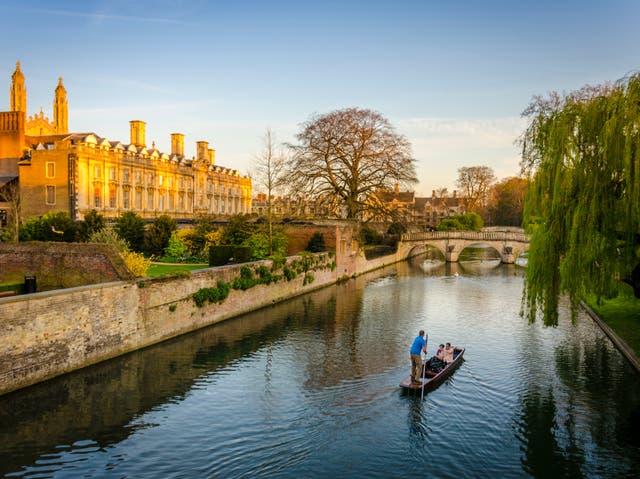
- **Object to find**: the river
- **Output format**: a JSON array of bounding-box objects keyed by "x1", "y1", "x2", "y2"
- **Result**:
[{"x1": 0, "y1": 259, "x2": 639, "y2": 478}]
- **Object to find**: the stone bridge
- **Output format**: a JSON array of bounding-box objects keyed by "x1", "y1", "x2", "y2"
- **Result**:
[{"x1": 399, "y1": 230, "x2": 530, "y2": 264}]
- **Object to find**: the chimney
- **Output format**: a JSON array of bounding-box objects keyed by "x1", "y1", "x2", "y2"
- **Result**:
[
  {"x1": 453, "y1": 190, "x2": 457, "y2": 198},
  {"x1": 208, "y1": 148, "x2": 215, "y2": 165},
  {"x1": 171, "y1": 133, "x2": 184, "y2": 157},
  {"x1": 432, "y1": 190, "x2": 436, "y2": 198},
  {"x1": 196, "y1": 141, "x2": 208, "y2": 161},
  {"x1": 130, "y1": 120, "x2": 146, "y2": 148}
]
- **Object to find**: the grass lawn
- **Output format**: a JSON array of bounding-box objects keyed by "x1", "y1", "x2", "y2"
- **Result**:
[
  {"x1": 146, "y1": 263, "x2": 208, "y2": 278},
  {"x1": 587, "y1": 284, "x2": 640, "y2": 357}
]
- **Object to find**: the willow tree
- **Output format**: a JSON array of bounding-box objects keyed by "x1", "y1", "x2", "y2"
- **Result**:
[
  {"x1": 520, "y1": 74, "x2": 640, "y2": 324},
  {"x1": 287, "y1": 108, "x2": 417, "y2": 219}
]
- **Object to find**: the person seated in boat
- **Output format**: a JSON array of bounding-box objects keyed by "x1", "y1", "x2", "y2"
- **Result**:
[
  {"x1": 442, "y1": 342, "x2": 455, "y2": 363},
  {"x1": 410, "y1": 330, "x2": 427, "y2": 384},
  {"x1": 436, "y1": 344, "x2": 445, "y2": 361}
]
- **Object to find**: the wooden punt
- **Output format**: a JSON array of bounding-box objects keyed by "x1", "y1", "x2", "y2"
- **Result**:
[{"x1": 399, "y1": 347, "x2": 465, "y2": 393}]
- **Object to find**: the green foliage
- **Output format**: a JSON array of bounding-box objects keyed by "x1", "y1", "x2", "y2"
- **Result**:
[
  {"x1": 19, "y1": 211, "x2": 77, "y2": 242},
  {"x1": 303, "y1": 274, "x2": 315, "y2": 285},
  {"x1": 144, "y1": 215, "x2": 177, "y2": 257},
  {"x1": 223, "y1": 214, "x2": 256, "y2": 245},
  {"x1": 168, "y1": 304, "x2": 177, "y2": 312},
  {"x1": 193, "y1": 280, "x2": 231, "y2": 307},
  {"x1": 88, "y1": 225, "x2": 129, "y2": 253},
  {"x1": 486, "y1": 177, "x2": 529, "y2": 226},
  {"x1": 521, "y1": 74, "x2": 640, "y2": 324},
  {"x1": 209, "y1": 245, "x2": 235, "y2": 266},
  {"x1": 306, "y1": 232, "x2": 326, "y2": 252},
  {"x1": 115, "y1": 211, "x2": 146, "y2": 252},
  {"x1": 386, "y1": 221, "x2": 407, "y2": 236},
  {"x1": 208, "y1": 245, "x2": 252, "y2": 265},
  {"x1": 283, "y1": 266, "x2": 297, "y2": 281},
  {"x1": 360, "y1": 226, "x2": 381, "y2": 245},
  {"x1": 76, "y1": 209, "x2": 106, "y2": 242},
  {"x1": 164, "y1": 231, "x2": 190, "y2": 260},
  {"x1": 436, "y1": 213, "x2": 483, "y2": 231}
]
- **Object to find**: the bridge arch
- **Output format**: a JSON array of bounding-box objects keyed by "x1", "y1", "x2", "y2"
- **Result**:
[{"x1": 399, "y1": 230, "x2": 530, "y2": 264}]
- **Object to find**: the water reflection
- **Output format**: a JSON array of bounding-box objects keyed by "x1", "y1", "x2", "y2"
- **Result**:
[{"x1": 0, "y1": 261, "x2": 639, "y2": 478}]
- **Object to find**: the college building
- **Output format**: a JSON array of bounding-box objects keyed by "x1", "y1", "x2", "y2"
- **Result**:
[{"x1": 0, "y1": 62, "x2": 252, "y2": 227}]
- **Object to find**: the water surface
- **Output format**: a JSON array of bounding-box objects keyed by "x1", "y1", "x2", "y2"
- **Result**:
[{"x1": 1, "y1": 260, "x2": 639, "y2": 478}]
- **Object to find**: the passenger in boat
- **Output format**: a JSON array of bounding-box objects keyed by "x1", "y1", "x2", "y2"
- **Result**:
[
  {"x1": 410, "y1": 330, "x2": 428, "y2": 384},
  {"x1": 442, "y1": 342, "x2": 455, "y2": 363},
  {"x1": 436, "y1": 344, "x2": 445, "y2": 361}
]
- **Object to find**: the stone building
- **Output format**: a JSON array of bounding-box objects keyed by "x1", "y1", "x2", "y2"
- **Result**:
[
  {"x1": 0, "y1": 62, "x2": 251, "y2": 225},
  {"x1": 414, "y1": 190, "x2": 466, "y2": 228}
]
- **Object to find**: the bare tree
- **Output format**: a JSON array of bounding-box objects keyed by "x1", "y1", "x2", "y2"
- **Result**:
[
  {"x1": 254, "y1": 128, "x2": 287, "y2": 255},
  {"x1": 456, "y1": 166, "x2": 496, "y2": 213},
  {"x1": 435, "y1": 187, "x2": 449, "y2": 198},
  {"x1": 0, "y1": 178, "x2": 20, "y2": 242},
  {"x1": 287, "y1": 108, "x2": 417, "y2": 219}
]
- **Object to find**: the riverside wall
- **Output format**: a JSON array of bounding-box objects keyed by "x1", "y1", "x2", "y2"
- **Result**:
[
  {"x1": 0, "y1": 255, "x2": 341, "y2": 396},
  {"x1": 0, "y1": 221, "x2": 420, "y2": 396}
]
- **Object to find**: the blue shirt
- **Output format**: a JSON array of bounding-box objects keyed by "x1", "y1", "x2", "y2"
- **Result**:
[{"x1": 410, "y1": 336, "x2": 426, "y2": 355}]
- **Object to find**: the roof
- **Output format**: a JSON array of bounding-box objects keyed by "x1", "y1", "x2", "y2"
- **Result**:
[{"x1": 0, "y1": 175, "x2": 18, "y2": 188}]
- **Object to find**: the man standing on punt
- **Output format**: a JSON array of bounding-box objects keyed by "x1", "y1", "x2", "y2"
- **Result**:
[{"x1": 410, "y1": 330, "x2": 428, "y2": 384}]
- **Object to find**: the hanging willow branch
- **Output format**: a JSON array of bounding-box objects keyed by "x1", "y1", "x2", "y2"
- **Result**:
[{"x1": 520, "y1": 73, "x2": 640, "y2": 325}]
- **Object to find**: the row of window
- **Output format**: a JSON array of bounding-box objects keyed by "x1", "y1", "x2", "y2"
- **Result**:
[{"x1": 45, "y1": 162, "x2": 246, "y2": 197}]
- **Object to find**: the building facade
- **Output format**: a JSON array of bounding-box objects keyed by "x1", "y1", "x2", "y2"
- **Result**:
[{"x1": 0, "y1": 62, "x2": 251, "y2": 225}]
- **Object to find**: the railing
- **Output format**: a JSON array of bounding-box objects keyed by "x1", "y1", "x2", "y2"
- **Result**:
[{"x1": 401, "y1": 231, "x2": 530, "y2": 242}]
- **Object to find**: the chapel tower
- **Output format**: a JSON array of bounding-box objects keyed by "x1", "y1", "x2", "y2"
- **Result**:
[
  {"x1": 10, "y1": 61, "x2": 26, "y2": 113},
  {"x1": 54, "y1": 77, "x2": 68, "y2": 134}
]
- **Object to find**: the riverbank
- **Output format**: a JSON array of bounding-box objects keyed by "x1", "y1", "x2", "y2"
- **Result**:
[{"x1": 583, "y1": 288, "x2": 640, "y2": 373}]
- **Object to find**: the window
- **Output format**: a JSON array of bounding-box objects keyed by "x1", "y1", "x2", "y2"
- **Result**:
[
  {"x1": 169, "y1": 194, "x2": 174, "y2": 210},
  {"x1": 94, "y1": 187, "x2": 101, "y2": 207},
  {"x1": 136, "y1": 191, "x2": 142, "y2": 210},
  {"x1": 159, "y1": 175, "x2": 164, "y2": 186},
  {"x1": 46, "y1": 185, "x2": 56, "y2": 205},
  {"x1": 109, "y1": 167, "x2": 116, "y2": 181},
  {"x1": 159, "y1": 194, "x2": 164, "y2": 211},
  {"x1": 147, "y1": 191, "x2": 154, "y2": 209},
  {"x1": 46, "y1": 162, "x2": 55, "y2": 178},
  {"x1": 94, "y1": 166, "x2": 102, "y2": 178},
  {"x1": 147, "y1": 173, "x2": 154, "y2": 186},
  {"x1": 109, "y1": 187, "x2": 116, "y2": 208},
  {"x1": 123, "y1": 190, "x2": 130, "y2": 209},
  {"x1": 123, "y1": 169, "x2": 130, "y2": 183},
  {"x1": 135, "y1": 170, "x2": 141, "y2": 183},
  {"x1": 178, "y1": 193, "x2": 184, "y2": 211}
]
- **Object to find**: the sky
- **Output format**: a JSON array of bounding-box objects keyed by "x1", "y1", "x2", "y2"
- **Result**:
[{"x1": 1, "y1": 0, "x2": 639, "y2": 196}]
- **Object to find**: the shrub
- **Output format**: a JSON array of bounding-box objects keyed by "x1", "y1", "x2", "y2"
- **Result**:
[
  {"x1": 164, "y1": 231, "x2": 190, "y2": 260},
  {"x1": 360, "y1": 226, "x2": 381, "y2": 245},
  {"x1": 145, "y1": 215, "x2": 177, "y2": 257},
  {"x1": 193, "y1": 280, "x2": 231, "y2": 307},
  {"x1": 115, "y1": 211, "x2": 146, "y2": 252},
  {"x1": 209, "y1": 245, "x2": 235, "y2": 266},
  {"x1": 306, "y1": 232, "x2": 326, "y2": 252},
  {"x1": 76, "y1": 209, "x2": 106, "y2": 241},
  {"x1": 122, "y1": 250, "x2": 151, "y2": 277},
  {"x1": 89, "y1": 225, "x2": 129, "y2": 253},
  {"x1": 20, "y1": 211, "x2": 77, "y2": 242}
]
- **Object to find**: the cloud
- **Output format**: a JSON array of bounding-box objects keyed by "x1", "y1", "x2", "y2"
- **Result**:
[{"x1": 15, "y1": 7, "x2": 190, "y2": 25}]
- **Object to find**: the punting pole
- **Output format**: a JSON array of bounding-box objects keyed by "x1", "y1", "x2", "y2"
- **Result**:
[{"x1": 421, "y1": 333, "x2": 428, "y2": 400}]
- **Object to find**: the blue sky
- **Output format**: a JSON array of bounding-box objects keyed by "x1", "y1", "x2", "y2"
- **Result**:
[{"x1": 1, "y1": 0, "x2": 638, "y2": 194}]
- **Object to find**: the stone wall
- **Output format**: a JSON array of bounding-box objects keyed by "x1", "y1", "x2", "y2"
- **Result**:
[
  {"x1": 0, "y1": 254, "x2": 339, "y2": 396},
  {"x1": 0, "y1": 242, "x2": 134, "y2": 288}
]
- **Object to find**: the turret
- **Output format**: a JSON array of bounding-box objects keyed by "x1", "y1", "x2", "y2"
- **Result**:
[
  {"x1": 10, "y1": 61, "x2": 26, "y2": 113},
  {"x1": 53, "y1": 76, "x2": 68, "y2": 134}
]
